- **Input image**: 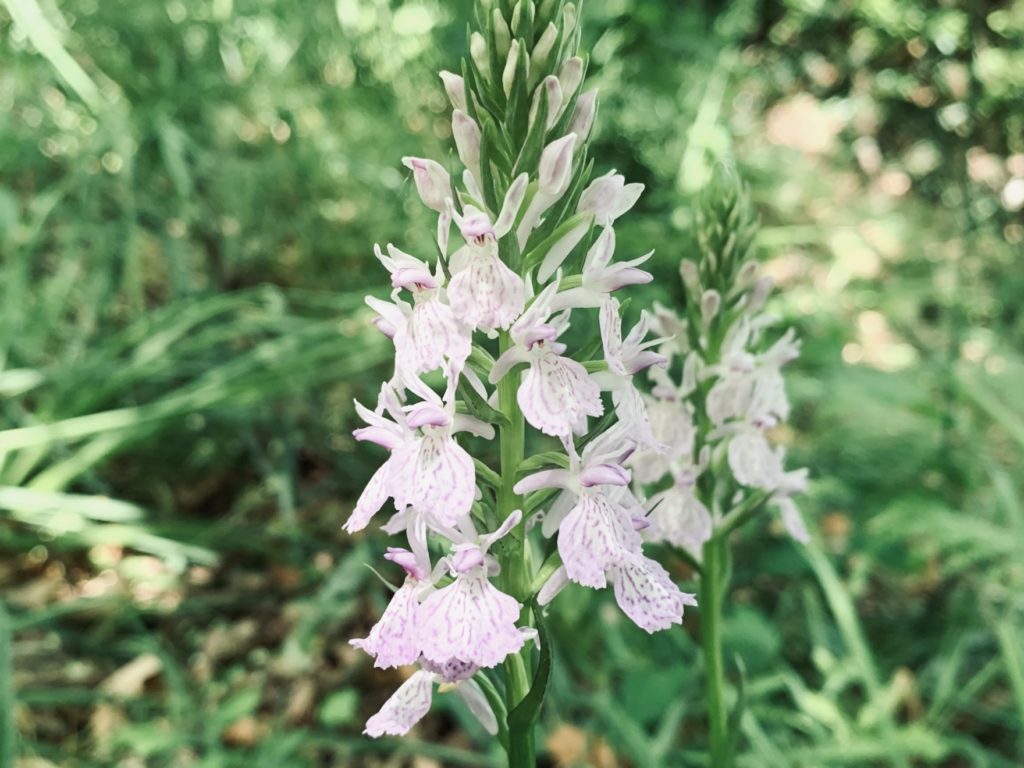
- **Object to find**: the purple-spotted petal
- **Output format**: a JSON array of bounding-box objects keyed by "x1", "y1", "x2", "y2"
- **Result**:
[
  {"x1": 350, "y1": 581, "x2": 422, "y2": 668},
  {"x1": 557, "y1": 492, "x2": 642, "y2": 589},
  {"x1": 391, "y1": 435, "x2": 476, "y2": 527},
  {"x1": 611, "y1": 556, "x2": 696, "y2": 633},
  {"x1": 418, "y1": 575, "x2": 530, "y2": 668},
  {"x1": 448, "y1": 254, "x2": 525, "y2": 332},
  {"x1": 395, "y1": 297, "x2": 470, "y2": 375},
  {"x1": 518, "y1": 354, "x2": 603, "y2": 437},
  {"x1": 364, "y1": 670, "x2": 434, "y2": 737}
]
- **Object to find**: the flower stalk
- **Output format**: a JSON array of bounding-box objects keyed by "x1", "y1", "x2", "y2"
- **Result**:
[
  {"x1": 344, "y1": 2, "x2": 697, "y2": 765},
  {"x1": 632, "y1": 166, "x2": 809, "y2": 765}
]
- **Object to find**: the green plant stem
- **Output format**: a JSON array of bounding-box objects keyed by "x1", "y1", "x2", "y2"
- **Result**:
[
  {"x1": 701, "y1": 534, "x2": 731, "y2": 768},
  {"x1": 496, "y1": 331, "x2": 533, "y2": 767}
]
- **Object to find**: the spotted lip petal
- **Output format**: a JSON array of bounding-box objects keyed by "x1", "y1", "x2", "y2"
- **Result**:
[
  {"x1": 395, "y1": 297, "x2": 471, "y2": 376},
  {"x1": 611, "y1": 555, "x2": 697, "y2": 633},
  {"x1": 557, "y1": 492, "x2": 642, "y2": 588},
  {"x1": 364, "y1": 670, "x2": 434, "y2": 737},
  {"x1": 447, "y1": 253, "x2": 525, "y2": 332},
  {"x1": 391, "y1": 434, "x2": 476, "y2": 528},
  {"x1": 518, "y1": 353, "x2": 603, "y2": 437},
  {"x1": 350, "y1": 581, "x2": 422, "y2": 668},
  {"x1": 418, "y1": 574, "x2": 531, "y2": 669},
  {"x1": 645, "y1": 485, "x2": 713, "y2": 558}
]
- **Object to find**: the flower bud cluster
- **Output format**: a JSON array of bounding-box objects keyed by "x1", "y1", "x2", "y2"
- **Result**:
[
  {"x1": 631, "y1": 166, "x2": 809, "y2": 561},
  {"x1": 344, "y1": 0, "x2": 696, "y2": 738}
]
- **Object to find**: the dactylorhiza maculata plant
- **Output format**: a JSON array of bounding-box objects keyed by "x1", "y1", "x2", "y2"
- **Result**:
[
  {"x1": 633, "y1": 166, "x2": 808, "y2": 767},
  {"x1": 342, "y1": 1, "x2": 695, "y2": 764}
]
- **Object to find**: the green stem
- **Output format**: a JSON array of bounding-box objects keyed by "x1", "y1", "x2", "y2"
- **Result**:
[
  {"x1": 496, "y1": 331, "x2": 534, "y2": 767},
  {"x1": 701, "y1": 534, "x2": 731, "y2": 768}
]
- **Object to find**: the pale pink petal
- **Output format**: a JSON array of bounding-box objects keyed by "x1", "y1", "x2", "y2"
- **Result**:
[
  {"x1": 613, "y1": 385, "x2": 659, "y2": 451},
  {"x1": 646, "y1": 486, "x2": 713, "y2": 557},
  {"x1": 707, "y1": 372, "x2": 755, "y2": 425},
  {"x1": 513, "y1": 468, "x2": 573, "y2": 495},
  {"x1": 418, "y1": 575, "x2": 530, "y2": 668},
  {"x1": 350, "y1": 582, "x2": 422, "y2": 668},
  {"x1": 494, "y1": 173, "x2": 529, "y2": 238},
  {"x1": 557, "y1": 492, "x2": 641, "y2": 588},
  {"x1": 518, "y1": 354, "x2": 603, "y2": 437},
  {"x1": 537, "y1": 565, "x2": 570, "y2": 606},
  {"x1": 728, "y1": 431, "x2": 782, "y2": 490},
  {"x1": 397, "y1": 297, "x2": 471, "y2": 374},
  {"x1": 610, "y1": 555, "x2": 696, "y2": 633},
  {"x1": 343, "y1": 462, "x2": 391, "y2": 533},
  {"x1": 364, "y1": 670, "x2": 434, "y2": 737},
  {"x1": 392, "y1": 436, "x2": 475, "y2": 527},
  {"x1": 774, "y1": 496, "x2": 810, "y2": 544},
  {"x1": 454, "y1": 680, "x2": 499, "y2": 735},
  {"x1": 448, "y1": 254, "x2": 525, "y2": 332},
  {"x1": 600, "y1": 298, "x2": 627, "y2": 375}
]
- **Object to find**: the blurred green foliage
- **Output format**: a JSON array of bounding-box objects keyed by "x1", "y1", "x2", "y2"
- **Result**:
[{"x1": 1, "y1": 0, "x2": 1022, "y2": 766}]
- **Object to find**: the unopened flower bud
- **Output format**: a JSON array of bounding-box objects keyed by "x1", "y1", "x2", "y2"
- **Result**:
[
  {"x1": 747, "y1": 275, "x2": 773, "y2": 313},
  {"x1": 538, "y1": 132, "x2": 577, "y2": 196},
  {"x1": 439, "y1": 71, "x2": 467, "y2": 112},
  {"x1": 567, "y1": 88, "x2": 598, "y2": 140},
  {"x1": 401, "y1": 157, "x2": 450, "y2": 212},
  {"x1": 510, "y1": 1, "x2": 524, "y2": 33},
  {"x1": 470, "y1": 32, "x2": 489, "y2": 80},
  {"x1": 452, "y1": 110, "x2": 481, "y2": 176},
  {"x1": 537, "y1": 0, "x2": 557, "y2": 21},
  {"x1": 541, "y1": 75, "x2": 562, "y2": 128},
  {"x1": 492, "y1": 8, "x2": 511, "y2": 57},
  {"x1": 736, "y1": 260, "x2": 758, "y2": 288},
  {"x1": 679, "y1": 259, "x2": 701, "y2": 296},
  {"x1": 700, "y1": 289, "x2": 721, "y2": 321},
  {"x1": 502, "y1": 39, "x2": 521, "y2": 97},
  {"x1": 532, "y1": 22, "x2": 558, "y2": 72},
  {"x1": 562, "y1": 3, "x2": 578, "y2": 37},
  {"x1": 558, "y1": 56, "x2": 584, "y2": 99}
]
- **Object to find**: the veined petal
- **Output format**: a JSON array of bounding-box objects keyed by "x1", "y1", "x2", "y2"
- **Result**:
[
  {"x1": 396, "y1": 435, "x2": 476, "y2": 527},
  {"x1": 610, "y1": 555, "x2": 696, "y2": 633},
  {"x1": 448, "y1": 254, "x2": 525, "y2": 332},
  {"x1": 558, "y1": 492, "x2": 641, "y2": 588},
  {"x1": 343, "y1": 462, "x2": 391, "y2": 533},
  {"x1": 419, "y1": 575, "x2": 530, "y2": 668},
  {"x1": 600, "y1": 298, "x2": 627, "y2": 375},
  {"x1": 364, "y1": 670, "x2": 434, "y2": 737},
  {"x1": 350, "y1": 581, "x2": 422, "y2": 668},
  {"x1": 398, "y1": 297, "x2": 471, "y2": 374},
  {"x1": 519, "y1": 354, "x2": 603, "y2": 437},
  {"x1": 646, "y1": 486, "x2": 712, "y2": 558}
]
